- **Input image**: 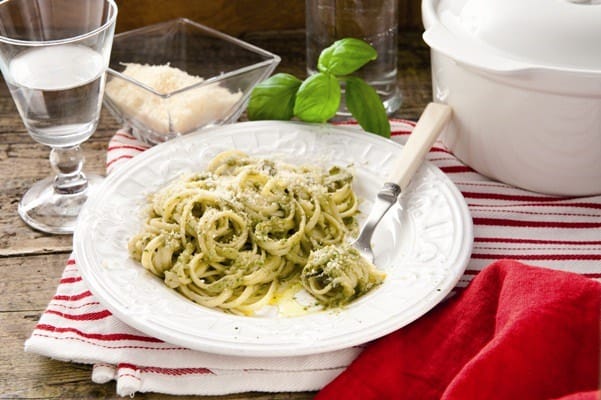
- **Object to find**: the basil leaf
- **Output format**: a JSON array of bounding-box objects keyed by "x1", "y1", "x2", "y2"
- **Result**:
[
  {"x1": 318, "y1": 38, "x2": 378, "y2": 76},
  {"x1": 293, "y1": 72, "x2": 341, "y2": 123},
  {"x1": 247, "y1": 73, "x2": 302, "y2": 121},
  {"x1": 345, "y1": 76, "x2": 390, "y2": 138}
]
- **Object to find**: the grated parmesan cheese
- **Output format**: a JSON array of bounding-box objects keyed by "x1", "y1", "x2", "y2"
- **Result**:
[{"x1": 105, "y1": 63, "x2": 243, "y2": 134}]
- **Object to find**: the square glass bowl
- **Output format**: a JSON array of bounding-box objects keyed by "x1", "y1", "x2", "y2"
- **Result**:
[{"x1": 103, "y1": 18, "x2": 280, "y2": 145}]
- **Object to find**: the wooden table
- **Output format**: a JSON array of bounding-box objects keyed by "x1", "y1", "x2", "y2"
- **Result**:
[{"x1": 0, "y1": 30, "x2": 432, "y2": 399}]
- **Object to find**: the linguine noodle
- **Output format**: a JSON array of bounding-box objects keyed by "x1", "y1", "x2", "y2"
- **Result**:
[{"x1": 128, "y1": 150, "x2": 384, "y2": 315}]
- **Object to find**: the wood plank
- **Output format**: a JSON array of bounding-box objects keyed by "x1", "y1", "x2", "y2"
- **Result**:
[
  {"x1": 400, "y1": 0, "x2": 424, "y2": 30},
  {"x1": 0, "y1": 134, "x2": 113, "y2": 256},
  {"x1": 0, "y1": 253, "x2": 67, "y2": 311},
  {"x1": 114, "y1": 0, "x2": 305, "y2": 36},
  {"x1": 0, "y1": 253, "x2": 97, "y2": 398},
  {"x1": 113, "y1": 0, "x2": 424, "y2": 36}
]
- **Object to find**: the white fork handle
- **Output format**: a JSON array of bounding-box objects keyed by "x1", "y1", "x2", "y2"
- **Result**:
[{"x1": 389, "y1": 102, "x2": 452, "y2": 191}]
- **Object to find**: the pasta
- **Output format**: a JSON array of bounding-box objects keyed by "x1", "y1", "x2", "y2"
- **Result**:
[
  {"x1": 302, "y1": 244, "x2": 386, "y2": 307},
  {"x1": 128, "y1": 150, "x2": 385, "y2": 315}
]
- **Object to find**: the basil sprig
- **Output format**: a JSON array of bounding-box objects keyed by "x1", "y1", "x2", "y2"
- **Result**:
[{"x1": 247, "y1": 38, "x2": 391, "y2": 138}]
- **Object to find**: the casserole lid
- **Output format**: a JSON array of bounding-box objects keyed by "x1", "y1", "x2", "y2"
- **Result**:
[{"x1": 425, "y1": 0, "x2": 601, "y2": 72}]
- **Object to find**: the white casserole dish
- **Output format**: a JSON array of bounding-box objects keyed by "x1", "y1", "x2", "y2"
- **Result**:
[{"x1": 422, "y1": 0, "x2": 601, "y2": 196}]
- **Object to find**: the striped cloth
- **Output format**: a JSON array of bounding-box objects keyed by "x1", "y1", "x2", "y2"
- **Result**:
[{"x1": 25, "y1": 120, "x2": 601, "y2": 397}]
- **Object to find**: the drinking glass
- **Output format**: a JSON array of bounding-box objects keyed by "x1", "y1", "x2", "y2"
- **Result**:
[
  {"x1": 0, "y1": 0, "x2": 118, "y2": 234},
  {"x1": 306, "y1": 0, "x2": 401, "y2": 116}
]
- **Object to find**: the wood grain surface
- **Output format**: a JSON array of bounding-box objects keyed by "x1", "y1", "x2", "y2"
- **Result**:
[
  {"x1": 0, "y1": 29, "x2": 432, "y2": 399},
  {"x1": 114, "y1": 0, "x2": 424, "y2": 35}
]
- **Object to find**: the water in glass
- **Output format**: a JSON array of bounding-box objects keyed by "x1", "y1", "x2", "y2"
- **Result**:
[
  {"x1": 306, "y1": 0, "x2": 402, "y2": 115},
  {"x1": 7, "y1": 44, "x2": 105, "y2": 147}
]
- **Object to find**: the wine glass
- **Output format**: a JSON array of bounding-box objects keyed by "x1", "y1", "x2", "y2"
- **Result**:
[{"x1": 0, "y1": 0, "x2": 118, "y2": 234}]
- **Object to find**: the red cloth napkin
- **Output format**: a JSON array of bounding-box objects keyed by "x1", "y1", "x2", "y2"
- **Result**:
[{"x1": 317, "y1": 259, "x2": 601, "y2": 400}]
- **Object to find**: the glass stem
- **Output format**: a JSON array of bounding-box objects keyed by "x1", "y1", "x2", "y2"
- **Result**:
[{"x1": 49, "y1": 146, "x2": 88, "y2": 195}]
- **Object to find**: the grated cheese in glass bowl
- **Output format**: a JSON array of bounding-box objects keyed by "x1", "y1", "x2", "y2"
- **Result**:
[{"x1": 103, "y1": 18, "x2": 280, "y2": 145}]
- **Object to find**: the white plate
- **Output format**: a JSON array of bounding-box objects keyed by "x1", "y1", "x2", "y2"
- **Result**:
[{"x1": 74, "y1": 120, "x2": 473, "y2": 357}]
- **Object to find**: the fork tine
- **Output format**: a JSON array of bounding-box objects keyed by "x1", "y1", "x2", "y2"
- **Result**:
[{"x1": 351, "y1": 182, "x2": 401, "y2": 264}]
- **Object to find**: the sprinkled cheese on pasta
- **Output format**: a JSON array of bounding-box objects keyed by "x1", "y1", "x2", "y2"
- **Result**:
[
  {"x1": 301, "y1": 244, "x2": 386, "y2": 307},
  {"x1": 128, "y1": 150, "x2": 385, "y2": 315}
]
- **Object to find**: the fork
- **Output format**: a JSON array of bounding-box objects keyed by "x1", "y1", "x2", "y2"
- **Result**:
[{"x1": 352, "y1": 102, "x2": 452, "y2": 263}]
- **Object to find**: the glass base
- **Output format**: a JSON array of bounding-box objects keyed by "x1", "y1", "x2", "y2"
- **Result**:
[
  {"x1": 18, "y1": 174, "x2": 104, "y2": 235},
  {"x1": 382, "y1": 87, "x2": 403, "y2": 115},
  {"x1": 333, "y1": 86, "x2": 403, "y2": 120}
]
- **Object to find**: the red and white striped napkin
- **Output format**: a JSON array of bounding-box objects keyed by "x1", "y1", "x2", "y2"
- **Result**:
[{"x1": 25, "y1": 120, "x2": 601, "y2": 397}]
